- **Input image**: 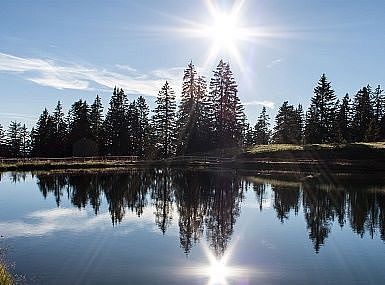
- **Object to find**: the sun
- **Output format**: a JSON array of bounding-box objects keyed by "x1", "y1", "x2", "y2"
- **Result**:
[
  {"x1": 155, "y1": 0, "x2": 289, "y2": 70},
  {"x1": 201, "y1": 0, "x2": 247, "y2": 68},
  {"x1": 205, "y1": 11, "x2": 240, "y2": 52}
]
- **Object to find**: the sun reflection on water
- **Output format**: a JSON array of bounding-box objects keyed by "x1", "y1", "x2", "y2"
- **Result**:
[{"x1": 183, "y1": 241, "x2": 252, "y2": 285}]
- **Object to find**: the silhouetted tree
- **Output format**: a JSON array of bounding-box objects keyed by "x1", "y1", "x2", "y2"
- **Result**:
[
  {"x1": 103, "y1": 87, "x2": 130, "y2": 155},
  {"x1": 335, "y1": 94, "x2": 352, "y2": 143},
  {"x1": 135, "y1": 96, "x2": 152, "y2": 158},
  {"x1": 176, "y1": 62, "x2": 211, "y2": 154},
  {"x1": 31, "y1": 108, "x2": 55, "y2": 157},
  {"x1": 304, "y1": 74, "x2": 337, "y2": 143},
  {"x1": 67, "y1": 99, "x2": 93, "y2": 155},
  {"x1": 153, "y1": 81, "x2": 177, "y2": 158},
  {"x1": 90, "y1": 95, "x2": 104, "y2": 151},
  {"x1": 209, "y1": 60, "x2": 245, "y2": 148},
  {"x1": 52, "y1": 101, "x2": 68, "y2": 156},
  {"x1": 254, "y1": 107, "x2": 271, "y2": 144},
  {"x1": 273, "y1": 101, "x2": 302, "y2": 144},
  {"x1": 7, "y1": 121, "x2": 22, "y2": 157},
  {"x1": 0, "y1": 124, "x2": 5, "y2": 156},
  {"x1": 351, "y1": 86, "x2": 376, "y2": 141},
  {"x1": 19, "y1": 124, "x2": 30, "y2": 157},
  {"x1": 243, "y1": 123, "x2": 255, "y2": 147}
]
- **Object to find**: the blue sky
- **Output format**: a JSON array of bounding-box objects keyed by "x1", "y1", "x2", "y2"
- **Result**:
[{"x1": 0, "y1": 0, "x2": 384, "y2": 128}]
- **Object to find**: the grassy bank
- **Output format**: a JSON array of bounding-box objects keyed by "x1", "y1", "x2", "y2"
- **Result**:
[
  {"x1": 240, "y1": 142, "x2": 385, "y2": 160},
  {"x1": 0, "y1": 263, "x2": 13, "y2": 285},
  {"x1": 1, "y1": 142, "x2": 385, "y2": 172}
]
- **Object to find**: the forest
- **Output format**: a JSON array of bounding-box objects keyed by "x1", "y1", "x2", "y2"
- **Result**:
[{"x1": 0, "y1": 59, "x2": 384, "y2": 159}]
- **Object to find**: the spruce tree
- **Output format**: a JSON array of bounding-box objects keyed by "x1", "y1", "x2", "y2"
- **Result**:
[
  {"x1": 31, "y1": 108, "x2": 55, "y2": 157},
  {"x1": 209, "y1": 60, "x2": 244, "y2": 148},
  {"x1": 90, "y1": 95, "x2": 104, "y2": 152},
  {"x1": 0, "y1": 124, "x2": 5, "y2": 156},
  {"x1": 273, "y1": 102, "x2": 302, "y2": 144},
  {"x1": 335, "y1": 94, "x2": 352, "y2": 143},
  {"x1": 127, "y1": 101, "x2": 139, "y2": 155},
  {"x1": 7, "y1": 121, "x2": 22, "y2": 157},
  {"x1": 177, "y1": 62, "x2": 211, "y2": 154},
  {"x1": 294, "y1": 104, "x2": 304, "y2": 144},
  {"x1": 135, "y1": 96, "x2": 151, "y2": 158},
  {"x1": 19, "y1": 124, "x2": 31, "y2": 157},
  {"x1": 68, "y1": 99, "x2": 92, "y2": 154},
  {"x1": 243, "y1": 123, "x2": 255, "y2": 147},
  {"x1": 373, "y1": 85, "x2": 384, "y2": 124},
  {"x1": 304, "y1": 74, "x2": 337, "y2": 143},
  {"x1": 352, "y1": 86, "x2": 375, "y2": 141},
  {"x1": 254, "y1": 107, "x2": 271, "y2": 144},
  {"x1": 195, "y1": 75, "x2": 214, "y2": 151},
  {"x1": 177, "y1": 61, "x2": 199, "y2": 154},
  {"x1": 103, "y1": 87, "x2": 130, "y2": 155},
  {"x1": 153, "y1": 81, "x2": 177, "y2": 158},
  {"x1": 52, "y1": 101, "x2": 68, "y2": 156}
]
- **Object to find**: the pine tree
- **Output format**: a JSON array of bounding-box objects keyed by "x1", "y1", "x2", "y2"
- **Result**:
[
  {"x1": 372, "y1": 85, "x2": 385, "y2": 139},
  {"x1": 31, "y1": 108, "x2": 55, "y2": 157},
  {"x1": 177, "y1": 62, "x2": 212, "y2": 154},
  {"x1": 153, "y1": 81, "x2": 177, "y2": 158},
  {"x1": 0, "y1": 123, "x2": 5, "y2": 156},
  {"x1": 254, "y1": 107, "x2": 271, "y2": 144},
  {"x1": 52, "y1": 101, "x2": 68, "y2": 156},
  {"x1": 304, "y1": 74, "x2": 337, "y2": 143},
  {"x1": 243, "y1": 123, "x2": 255, "y2": 147},
  {"x1": 103, "y1": 87, "x2": 130, "y2": 155},
  {"x1": 135, "y1": 96, "x2": 152, "y2": 158},
  {"x1": 127, "y1": 101, "x2": 139, "y2": 155},
  {"x1": 294, "y1": 104, "x2": 304, "y2": 144},
  {"x1": 273, "y1": 102, "x2": 302, "y2": 144},
  {"x1": 335, "y1": 94, "x2": 352, "y2": 143},
  {"x1": 202, "y1": 75, "x2": 216, "y2": 149},
  {"x1": 7, "y1": 121, "x2": 22, "y2": 157},
  {"x1": 373, "y1": 85, "x2": 384, "y2": 124},
  {"x1": 19, "y1": 124, "x2": 31, "y2": 157},
  {"x1": 352, "y1": 86, "x2": 375, "y2": 142},
  {"x1": 209, "y1": 60, "x2": 244, "y2": 148},
  {"x1": 68, "y1": 99, "x2": 92, "y2": 155},
  {"x1": 177, "y1": 62, "x2": 199, "y2": 154},
  {"x1": 195, "y1": 75, "x2": 215, "y2": 151},
  {"x1": 90, "y1": 95, "x2": 104, "y2": 151}
]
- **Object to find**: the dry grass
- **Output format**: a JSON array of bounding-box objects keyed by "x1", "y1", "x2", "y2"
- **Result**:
[{"x1": 0, "y1": 263, "x2": 13, "y2": 285}]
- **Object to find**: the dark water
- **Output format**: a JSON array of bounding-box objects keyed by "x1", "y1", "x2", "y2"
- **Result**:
[{"x1": 1, "y1": 169, "x2": 385, "y2": 285}]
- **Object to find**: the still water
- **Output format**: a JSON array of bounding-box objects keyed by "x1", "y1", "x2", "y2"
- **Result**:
[{"x1": 1, "y1": 168, "x2": 385, "y2": 285}]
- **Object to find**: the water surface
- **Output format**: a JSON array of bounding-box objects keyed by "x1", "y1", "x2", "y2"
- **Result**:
[{"x1": 0, "y1": 169, "x2": 385, "y2": 284}]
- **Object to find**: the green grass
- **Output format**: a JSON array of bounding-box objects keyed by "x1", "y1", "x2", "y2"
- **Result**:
[
  {"x1": 242, "y1": 142, "x2": 385, "y2": 160},
  {"x1": 0, "y1": 263, "x2": 13, "y2": 285}
]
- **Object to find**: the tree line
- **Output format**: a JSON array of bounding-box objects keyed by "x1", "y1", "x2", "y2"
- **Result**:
[{"x1": 0, "y1": 62, "x2": 384, "y2": 158}]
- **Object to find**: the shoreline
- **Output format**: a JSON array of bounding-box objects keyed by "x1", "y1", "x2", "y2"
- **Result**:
[{"x1": 1, "y1": 156, "x2": 384, "y2": 173}]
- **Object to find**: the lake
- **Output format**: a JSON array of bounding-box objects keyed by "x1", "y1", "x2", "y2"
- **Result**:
[{"x1": 1, "y1": 168, "x2": 385, "y2": 285}]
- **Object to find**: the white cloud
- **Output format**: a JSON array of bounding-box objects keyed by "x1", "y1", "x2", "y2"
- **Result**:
[
  {"x1": 0, "y1": 206, "x2": 159, "y2": 238},
  {"x1": 0, "y1": 112, "x2": 37, "y2": 121},
  {"x1": 266, "y1": 58, "x2": 282, "y2": 69},
  {"x1": 0, "y1": 52, "x2": 183, "y2": 96},
  {"x1": 115, "y1": 64, "x2": 138, "y2": 73},
  {"x1": 243, "y1": 100, "x2": 275, "y2": 109}
]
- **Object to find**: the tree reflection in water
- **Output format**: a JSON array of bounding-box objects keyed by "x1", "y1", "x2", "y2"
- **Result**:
[{"x1": 34, "y1": 169, "x2": 385, "y2": 255}]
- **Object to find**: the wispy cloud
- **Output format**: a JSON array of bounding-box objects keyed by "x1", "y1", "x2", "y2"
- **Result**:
[
  {"x1": 0, "y1": 206, "x2": 160, "y2": 238},
  {"x1": 266, "y1": 58, "x2": 282, "y2": 69},
  {"x1": 0, "y1": 112, "x2": 38, "y2": 121},
  {"x1": 243, "y1": 100, "x2": 275, "y2": 109},
  {"x1": 0, "y1": 52, "x2": 183, "y2": 96}
]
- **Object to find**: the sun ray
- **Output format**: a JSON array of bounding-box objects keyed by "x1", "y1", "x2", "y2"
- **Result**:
[{"x1": 147, "y1": 0, "x2": 300, "y2": 71}]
